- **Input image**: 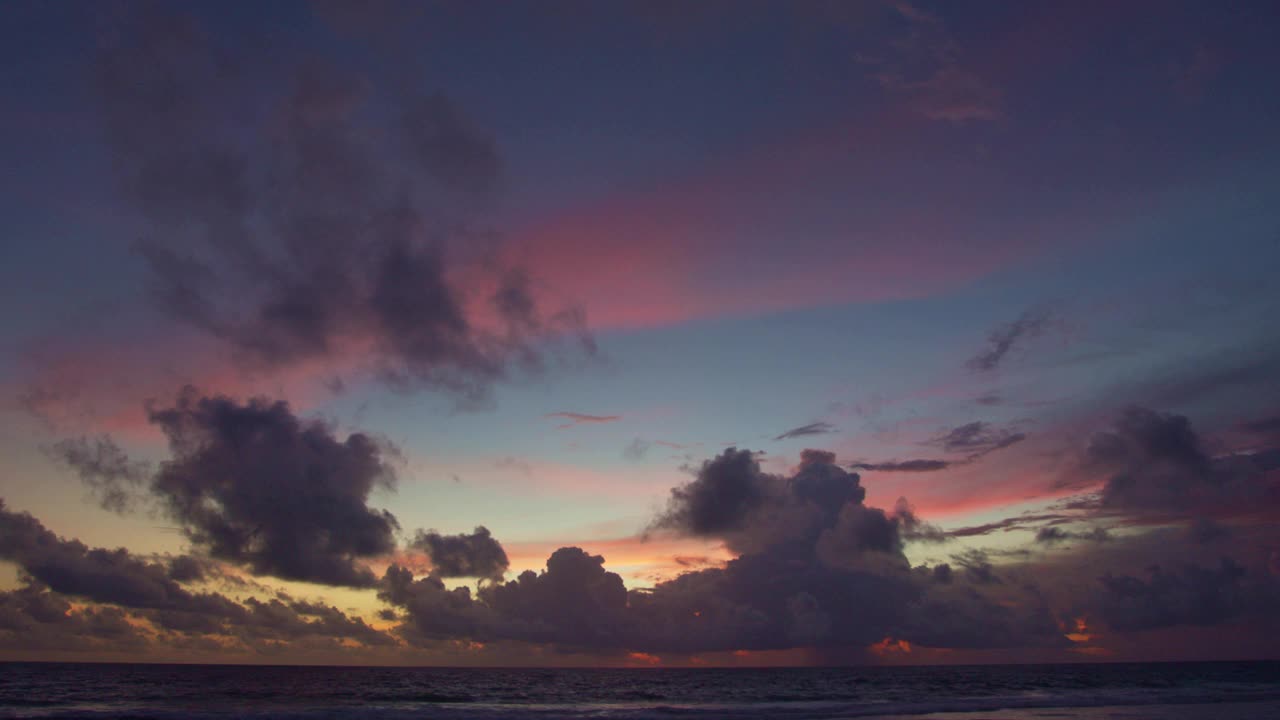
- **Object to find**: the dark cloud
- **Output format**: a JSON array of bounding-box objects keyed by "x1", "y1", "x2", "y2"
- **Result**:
[
  {"x1": 851, "y1": 422, "x2": 1026, "y2": 473},
  {"x1": 774, "y1": 422, "x2": 836, "y2": 441},
  {"x1": 166, "y1": 555, "x2": 210, "y2": 583},
  {"x1": 92, "y1": 6, "x2": 592, "y2": 406},
  {"x1": 849, "y1": 458, "x2": 952, "y2": 473},
  {"x1": 947, "y1": 512, "x2": 1075, "y2": 538},
  {"x1": 0, "y1": 500, "x2": 392, "y2": 650},
  {"x1": 410, "y1": 527, "x2": 509, "y2": 581},
  {"x1": 48, "y1": 436, "x2": 150, "y2": 513},
  {"x1": 1035, "y1": 526, "x2": 1110, "y2": 545},
  {"x1": 1096, "y1": 559, "x2": 1269, "y2": 631},
  {"x1": 649, "y1": 448, "x2": 775, "y2": 540},
  {"x1": 1082, "y1": 407, "x2": 1279, "y2": 517},
  {"x1": 0, "y1": 499, "x2": 237, "y2": 616},
  {"x1": 968, "y1": 307, "x2": 1053, "y2": 372},
  {"x1": 239, "y1": 595, "x2": 393, "y2": 647},
  {"x1": 950, "y1": 549, "x2": 1002, "y2": 585},
  {"x1": 147, "y1": 388, "x2": 400, "y2": 587},
  {"x1": 375, "y1": 448, "x2": 1060, "y2": 655},
  {"x1": 0, "y1": 584, "x2": 147, "y2": 652},
  {"x1": 891, "y1": 498, "x2": 949, "y2": 544}
]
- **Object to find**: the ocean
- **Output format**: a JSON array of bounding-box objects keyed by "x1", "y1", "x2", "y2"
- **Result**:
[{"x1": 2, "y1": 661, "x2": 1279, "y2": 719}]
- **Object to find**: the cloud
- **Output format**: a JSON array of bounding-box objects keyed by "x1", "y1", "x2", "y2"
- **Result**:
[
  {"x1": 947, "y1": 512, "x2": 1075, "y2": 538},
  {"x1": 0, "y1": 499, "x2": 236, "y2": 616},
  {"x1": 0, "y1": 500, "x2": 392, "y2": 650},
  {"x1": 1035, "y1": 526, "x2": 1110, "y2": 545},
  {"x1": 410, "y1": 527, "x2": 509, "y2": 581},
  {"x1": 850, "y1": 421, "x2": 1027, "y2": 474},
  {"x1": 849, "y1": 458, "x2": 952, "y2": 473},
  {"x1": 91, "y1": 6, "x2": 592, "y2": 407},
  {"x1": 1079, "y1": 407, "x2": 1279, "y2": 518},
  {"x1": 545, "y1": 412, "x2": 622, "y2": 429},
  {"x1": 374, "y1": 448, "x2": 1059, "y2": 655},
  {"x1": 622, "y1": 437, "x2": 650, "y2": 461},
  {"x1": 774, "y1": 422, "x2": 836, "y2": 441},
  {"x1": 47, "y1": 436, "x2": 150, "y2": 514},
  {"x1": 929, "y1": 421, "x2": 1026, "y2": 456},
  {"x1": 648, "y1": 447, "x2": 781, "y2": 542},
  {"x1": 625, "y1": 438, "x2": 692, "y2": 461},
  {"x1": 0, "y1": 585, "x2": 147, "y2": 652},
  {"x1": 968, "y1": 307, "x2": 1053, "y2": 372},
  {"x1": 1096, "y1": 559, "x2": 1268, "y2": 631},
  {"x1": 146, "y1": 388, "x2": 401, "y2": 587}
]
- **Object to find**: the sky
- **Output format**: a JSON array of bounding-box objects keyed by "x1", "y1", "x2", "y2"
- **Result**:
[{"x1": 1, "y1": 0, "x2": 1279, "y2": 666}]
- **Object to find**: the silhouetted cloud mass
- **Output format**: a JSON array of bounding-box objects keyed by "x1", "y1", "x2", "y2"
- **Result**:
[
  {"x1": 147, "y1": 388, "x2": 400, "y2": 587},
  {"x1": 1083, "y1": 407, "x2": 1279, "y2": 517},
  {"x1": 410, "y1": 527, "x2": 509, "y2": 580},
  {"x1": 1096, "y1": 559, "x2": 1274, "y2": 631},
  {"x1": 0, "y1": 499, "x2": 392, "y2": 650},
  {"x1": 372, "y1": 448, "x2": 1060, "y2": 654},
  {"x1": 0, "y1": 499, "x2": 235, "y2": 616}
]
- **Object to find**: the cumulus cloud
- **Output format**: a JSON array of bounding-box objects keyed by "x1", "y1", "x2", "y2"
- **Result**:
[
  {"x1": 774, "y1": 422, "x2": 836, "y2": 441},
  {"x1": 968, "y1": 307, "x2": 1053, "y2": 372},
  {"x1": 92, "y1": 6, "x2": 592, "y2": 406},
  {"x1": 145, "y1": 388, "x2": 400, "y2": 587},
  {"x1": 0, "y1": 499, "x2": 392, "y2": 650},
  {"x1": 370, "y1": 448, "x2": 1063, "y2": 655},
  {"x1": 0, "y1": 499, "x2": 234, "y2": 616},
  {"x1": 410, "y1": 527, "x2": 509, "y2": 580},
  {"x1": 649, "y1": 447, "x2": 778, "y2": 541},
  {"x1": 1079, "y1": 407, "x2": 1279, "y2": 518}
]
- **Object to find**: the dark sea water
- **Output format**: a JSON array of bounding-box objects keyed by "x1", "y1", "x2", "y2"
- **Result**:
[{"x1": 2, "y1": 661, "x2": 1279, "y2": 719}]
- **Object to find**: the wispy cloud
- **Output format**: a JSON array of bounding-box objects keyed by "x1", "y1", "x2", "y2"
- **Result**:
[
  {"x1": 774, "y1": 421, "x2": 836, "y2": 441},
  {"x1": 968, "y1": 307, "x2": 1054, "y2": 372},
  {"x1": 545, "y1": 412, "x2": 622, "y2": 429}
]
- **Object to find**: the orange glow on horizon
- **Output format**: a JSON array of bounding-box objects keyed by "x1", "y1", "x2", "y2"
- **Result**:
[{"x1": 869, "y1": 636, "x2": 913, "y2": 656}]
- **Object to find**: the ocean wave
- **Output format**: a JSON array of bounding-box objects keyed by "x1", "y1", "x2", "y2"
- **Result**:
[{"x1": 7, "y1": 689, "x2": 1280, "y2": 720}]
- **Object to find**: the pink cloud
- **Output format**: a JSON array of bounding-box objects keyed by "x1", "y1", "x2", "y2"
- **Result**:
[{"x1": 544, "y1": 411, "x2": 622, "y2": 429}]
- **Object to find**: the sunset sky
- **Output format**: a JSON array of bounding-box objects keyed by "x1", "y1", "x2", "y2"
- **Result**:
[{"x1": 2, "y1": 0, "x2": 1279, "y2": 666}]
